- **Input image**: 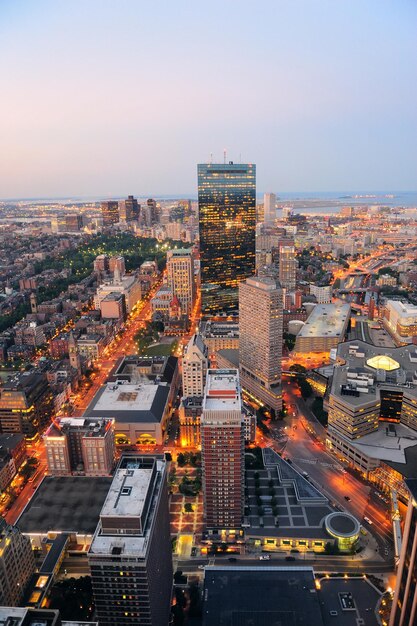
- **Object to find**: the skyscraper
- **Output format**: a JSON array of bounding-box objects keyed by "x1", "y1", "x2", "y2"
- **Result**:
[
  {"x1": 390, "y1": 479, "x2": 417, "y2": 626},
  {"x1": 239, "y1": 276, "x2": 283, "y2": 413},
  {"x1": 201, "y1": 369, "x2": 244, "y2": 532},
  {"x1": 182, "y1": 334, "x2": 208, "y2": 399},
  {"x1": 101, "y1": 201, "x2": 119, "y2": 226},
  {"x1": 166, "y1": 248, "x2": 195, "y2": 317},
  {"x1": 88, "y1": 455, "x2": 173, "y2": 626},
  {"x1": 198, "y1": 162, "x2": 256, "y2": 315},
  {"x1": 279, "y1": 244, "x2": 297, "y2": 291},
  {"x1": 119, "y1": 195, "x2": 139, "y2": 222},
  {"x1": 263, "y1": 192, "x2": 276, "y2": 224},
  {"x1": 0, "y1": 519, "x2": 35, "y2": 606}
]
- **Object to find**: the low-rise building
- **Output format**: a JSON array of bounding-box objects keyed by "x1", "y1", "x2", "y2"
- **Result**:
[
  {"x1": 309, "y1": 283, "x2": 332, "y2": 303},
  {"x1": 293, "y1": 303, "x2": 350, "y2": 354},
  {"x1": 200, "y1": 320, "x2": 239, "y2": 361},
  {"x1": 44, "y1": 417, "x2": 115, "y2": 476},
  {"x1": 0, "y1": 371, "x2": 53, "y2": 437},
  {"x1": 383, "y1": 300, "x2": 417, "y2": 344}
]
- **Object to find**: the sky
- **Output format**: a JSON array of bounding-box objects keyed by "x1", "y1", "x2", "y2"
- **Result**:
[{"x1": 0, "y1": 0, "x2": 416, "y2": 198}]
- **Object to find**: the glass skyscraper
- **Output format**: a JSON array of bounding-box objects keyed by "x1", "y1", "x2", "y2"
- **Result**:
[{"x1": 198, "y1": 162, "x2": 256, "y2": 315}]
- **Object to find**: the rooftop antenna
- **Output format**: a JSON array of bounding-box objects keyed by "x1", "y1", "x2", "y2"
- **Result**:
[
  {"x1": 210, "y1": 152, "x2": 213, "y2": 164},
  {"x1": 239, "y1": 152, "x2": 242, "y2": 163},
  {"x1": 224, "y1": 148, "x2": 227, "y2": 164}
]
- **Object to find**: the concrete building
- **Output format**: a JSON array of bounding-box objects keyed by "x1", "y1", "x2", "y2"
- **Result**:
[
  {"x1": 179, "y1": 397, "x2": 203, "y2": 448},
  {"x1": 390, "y1": 478, "x2": 417, "y2": 626},
  {"x1": 0, "y1": 371, "x2": 53, "y2": 437},
  {"x1": 239, "y1": 276, "x2": 283, "y2": 412},
  {"x1": 44, "y1": 417, "x2": 115, "y2": 476},
  {"x1": 263, "y1": 192, "x2": 276, "y2": 224},
  {"x1": 279, "y1": 245, "x2": 297, "y2": 291},
  {"x1": 119, "y1": 195, "x2": 139, "y2": 222},
  {"x1": 86, "y1": 355, "x2": 179, "y2": 446},
  {"x1": 88, "y1": 455, "x2": 173, "y2": 626},
  {"x1": 383, "y1": 300, "x2": 417, "y2": 344},
  {"x1": 327, "y1": 341, "x2": 417, "y2": 478},
  {"x1": 101, "y1": 201, "x2": 119, "y2": 226},
  {"x1": 76, "y1": 334, "x2": 106, "y2": 361},
  {"x1": 0, "y1": 519, "x2": 35, "y2": 607},
  {"x1": 182, "y1": 334, "x2": 208, "y2": 399},
  {"x1": 294, "y1": 303, "x2": 350, "y2": 354},
  {"x1": 99, "y1": 292, "x2": 127, "y2": 322},
  {"x1": 0, "y1": 607, "x2": 97, "y2": 626},
  {"x1": 201, "y1": 369, "x2": 244, "y2": 532},
  {"x1": 94, "y1": 274, "x2": 142, "y2": 314},
  {"x1": 200, "y1": 320, "x2": 239, "y2": 361},
  {"x1": 309, "y1": 283, "x2": 332, "y2": 304},
  {"x1": 166, "y1": 248, "x2": 195, "y2": 317}
]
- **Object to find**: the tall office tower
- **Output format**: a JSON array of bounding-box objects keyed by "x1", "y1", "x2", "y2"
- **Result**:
[
  {"x1": 88, "y1": 455, "x2": 173, "y2": 626},
  {"x1": 142, "y1": 198, "x2": 158, "y2": 227},
  {"x1": 166, "y1": 248, "x2": 195, "y2": 316},
  {"x1": 390, "y1": 479, "x2": 417, "y2": 626},
  {"x1": 119, "y1": 195, "x2": 139, "y2": 222},
  {"x1": 44, "y1": 417, "x2": 115, "y2": 476},
  {"x1": 198, "y1": 162, "x2": 256, "y2": 315},
  {"x1": 239, "y1": 276, "x2": 283, "y2": 413},
  {"x1": 263, "y1": 192, "x2": 276, "y2": 224},
  {"x1": 279, "y1": 245, "x2": 297, "y2": 291},
  {"x1": 201, "y1": 369, "x2": 244, "y2": 531},
  {"x1": 0, "y1": 519, "x2": 35, "y2": 606},
  {"x1": 101, "y1": 201, "x2": 119, "y2": 226},
  {"x1": 182, "y1": 334, "x2": 209, "y2": 398}
]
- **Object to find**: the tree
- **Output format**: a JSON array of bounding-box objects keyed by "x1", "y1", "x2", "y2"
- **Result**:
[
  {"x1": 177, "y1": 453, "x2": 186, "y2": 467},
  {"x1": 289, "y1": 364, "x2": 307, "y2": 374},
  {"x1": 184, "y1": 503, "x2": 194, "y2": 513}
]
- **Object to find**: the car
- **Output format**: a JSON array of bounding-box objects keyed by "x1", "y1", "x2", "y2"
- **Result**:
[
  {"x1": 285, "y1": 556, "x2": 296, "y2": 561},
  {"x1": 344, "y1": 496, "x2": 351, "y2": 501},
  {"x1": 259, "y1": 555, "x2": 270, "y2": 560},
  {"x1": 228, "y1": 557, "x2": 237, "y2": 562},
  {"x1": 198, "y1": 565, "x2": 205, "y2": 570},
  {"x1": 364, "y1": 516, "x2": 373, "y2": 525}
]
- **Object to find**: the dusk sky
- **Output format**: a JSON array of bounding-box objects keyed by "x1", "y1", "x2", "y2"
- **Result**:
[{"x1": 1, "y1": 0, "x2": 416, "y2": 198}]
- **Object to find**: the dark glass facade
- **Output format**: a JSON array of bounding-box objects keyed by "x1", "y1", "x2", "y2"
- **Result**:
[{"x1": 198, "y1": 163, "x2": 256, "y2": 315}]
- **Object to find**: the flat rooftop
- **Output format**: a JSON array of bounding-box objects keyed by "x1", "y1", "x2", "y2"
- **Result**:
[
  {"x1": 101, "y1": 467, "x2": 153, "y2": 519},
  {"x1": 17, "y1": 476, "x2": 112, "y2": 535},
  {"x1": 203, "y1": 369, "x2": 241, "y2": 412},
  {"x1": 89, "y1": 457, "x2": 166, "y2": 559},
  {"x1": 203, "y1": 566, "x2": 324, "y2": 626},
  {"x1": 85, "y1": 380, "x2": 169, "y2": 423},
  {"x1": 331, "y1": 340, "x2": 417, "y2": 407},
  {"x1": 297, "y1": 303, "x2": 350, "y2": 339},
  {"x1": 317, "y1": 577, "x2": 381, "y2": 626}
]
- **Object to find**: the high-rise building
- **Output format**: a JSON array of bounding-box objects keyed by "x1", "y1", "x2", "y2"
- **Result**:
[
  {"x1": 390, "y1": 479, "x2": 417, "y2": 626},
  {"x1": 100, "y1": 292, "x2": 127, "y2": 322},
  {"x1": 263, "y1": 192, "x2": 276, "y2": 224},
  {"x1": 119, "y1": 195, "x2": 139, "y2": 222},
  {"x1": 182, "y1": 334, "x2": 208, "y2": 399},
  {"x1": 201, "y1": 369, "x2": 244, "y2": 531},
  {"x1": 0, "y1": 371, "x2": 53, "y2": 436},
  {"x1": 279, "y1": 244, "x2": 297, "y2": 291},
  {"x1": 0, "y1": 519, "x2": 35, "y2": 606},
  {"x1": 166, "y1": 248, "x2": 195, "y2": 317},
  {"x1": 44, "y1": 417, "x2": 115, "y2": 476},
  {"x1": 101, "y1": 201, "x2": 119, "y2": 226},
  {"x1": 142, "y1": 198, "x2": 158, "y2": 227},
  {"x1": 198, "y1": 162, "x2": 256, "y2": 315},
  {"x1": 88, "y1": 455, "x2": 173, "y2": 626},
  {"x1": 239, "y1": 276, "x2": 283, "y2": 413}
]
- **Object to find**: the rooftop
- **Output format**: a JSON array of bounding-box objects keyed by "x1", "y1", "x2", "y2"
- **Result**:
[
  {"x1": 203, "y1": 369, "x2": 241, "y2": 412},
  {"x1": 331, "y1": 340, "x2": 417, "y2": 407},
  {"x1": 100, "y1": 466, "x2": 153, "y2": 519},
  {"x1": 297, "y1": 303, "x2": 350, "y2": 339},
  {"x1": 203, "y1": 566, "x2": 324, "y2": 626},
  {"x1": 85, "y1": 380, "x2": 169, "y2": 424},
  {"x1": 17, "y1": 476, "x2": 111, "y2": 535}
]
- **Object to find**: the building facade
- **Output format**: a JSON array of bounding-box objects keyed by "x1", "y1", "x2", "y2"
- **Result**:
[
  {"x1": 198, "y1": 162, "x2": 256, "y2": 314},
  {"x1": 239, "y1": 276, "x2": 283, "y2": 412},
  {"x1": 390, "y1": 479, "x2": 417, "y2": 626},
  {"x1": 201, "y1": 369, "x2": 244, "y2": 532},
  {"x1": 0, "y1": 520, "x2": 35, "y2": 607},
  {"x1": 263, "y1": 192, "x2": 276, "y2": 224},
  {"x1": 88, "y1": 455, "x2": 173, "y2": 626},
  {"x1": 182, "y1": 334, "x2": 208, "y2": 399},
  {"x1": 44, "y1": 417, "x2": 115, "y2": 476},
  {"x1": 166, "y1": 248, "x2": 195, "y2": 317},
  {"x1": 101, "y1": 201, "x2": 119, "y2": 226},
  {"x1": 278, "y1": 245, "x2": 297, "y2": 291}
]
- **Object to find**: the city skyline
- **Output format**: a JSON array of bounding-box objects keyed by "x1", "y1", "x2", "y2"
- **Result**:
[{"x1": 1, "y1": 0, "x2": 416, "y2": 198}]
